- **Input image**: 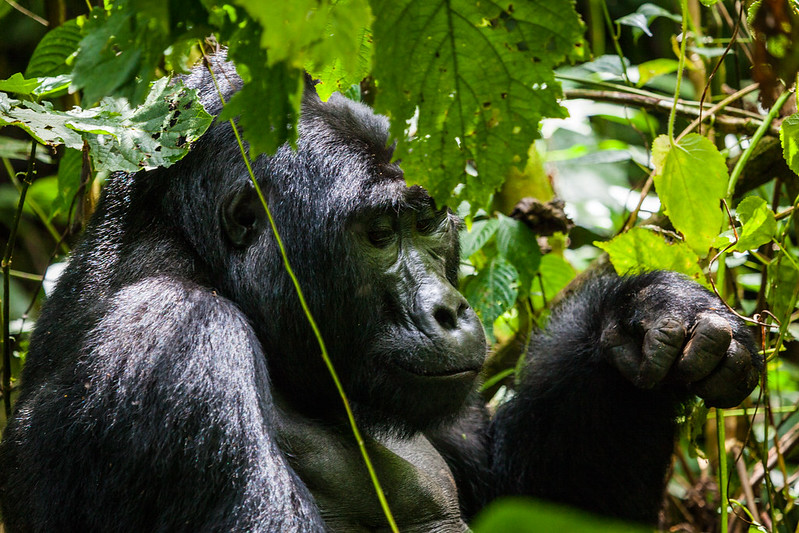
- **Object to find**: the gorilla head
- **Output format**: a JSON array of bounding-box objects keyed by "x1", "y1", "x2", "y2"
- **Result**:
[{"x1": 160, "y1": 70, "x2": 487, "y2": 434}]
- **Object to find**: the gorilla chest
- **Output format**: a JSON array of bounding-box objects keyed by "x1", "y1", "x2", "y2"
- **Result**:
[{"x1": 281, "y1": 428, "x2": 467, "y2": 532}]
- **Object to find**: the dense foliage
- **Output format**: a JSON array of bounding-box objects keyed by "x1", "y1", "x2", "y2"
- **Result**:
[{"x1": 2, "y1": 0, "x2": 799, "y2": 531}]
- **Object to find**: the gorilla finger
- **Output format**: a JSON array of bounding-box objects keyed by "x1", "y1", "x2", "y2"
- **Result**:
[
  {"x1": 601, "y1": 325, "x2": 641, "y2": 385},
  {"x1": 691, "y1": 339, "x2": 758, "y2": 408},
  {"x1": 637, "y1": 317, "x2": 685, "y2": 389},
  {"x1": 676, "y1": 313, "x2": 732, "y2": 382}
]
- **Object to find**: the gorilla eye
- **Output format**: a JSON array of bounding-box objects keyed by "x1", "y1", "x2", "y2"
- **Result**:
[
  {"x1": 367, "y1": 229, "x2": 395, "y2": 248},
  {"x1": 416, "y1": 216, "x2": 439, "y2": 235}
]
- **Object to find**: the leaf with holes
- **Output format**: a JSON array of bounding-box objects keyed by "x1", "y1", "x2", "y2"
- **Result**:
[
  {"x1": 372, "y1": 0, "x2": 584, "y2": 211},
  {"x1": 0, "y1": 78, "x2": 212, "y2": 172}
]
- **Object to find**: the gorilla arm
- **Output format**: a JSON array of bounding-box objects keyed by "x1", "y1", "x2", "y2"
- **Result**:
[
  {"x1": 0, "y1": 276, "x2": 325, "y2": 532},
  {"x1": 488, "y1": 271, "x2": 761, "y2": 524}
]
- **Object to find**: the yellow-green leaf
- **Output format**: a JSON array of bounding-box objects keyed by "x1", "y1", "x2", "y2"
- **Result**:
[
  {"x1": 651, "y1": 133, "x2": 727, "y2": 256},
  {"x1": 595, "y1": 227, "x2": 707, "y2": 287}
]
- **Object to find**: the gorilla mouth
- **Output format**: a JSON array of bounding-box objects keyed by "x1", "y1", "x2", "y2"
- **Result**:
[{"x1": 391, "y1": 361, "x2": 481, "y2": 379}]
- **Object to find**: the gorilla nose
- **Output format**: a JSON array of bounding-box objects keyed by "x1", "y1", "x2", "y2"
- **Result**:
[{"x1": 414, "y1": 281, "x2": 484, "y2": 348}]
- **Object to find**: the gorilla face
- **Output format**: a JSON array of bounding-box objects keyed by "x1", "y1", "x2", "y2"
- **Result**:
[
  {"x1": 218, "y1": 91, "x2": 486, "y2": 435},
  {"x1": 343, "y1": 188, "x2": 487, "y2": 432}
]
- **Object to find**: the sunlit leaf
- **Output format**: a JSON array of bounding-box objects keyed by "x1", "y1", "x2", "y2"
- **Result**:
[
  {"x1": 734, "y1": 196, "x2": 776, "y2": 252},
  {"x1": 0, "y1": 78, "x2": 212, "y2": 172},
  {"x1": 595, "y1": 227, "x2": 708, "y2": 286},
  {"x1": 652, "y1": 134, "x2": 727, "y2": 256},
  {"x1": 780, "y1": 112, "x2": 799, "y2": 175},
  {"x1": 26, "y1": 18, "x2": 82, "y2": 78},
  {"x1": 372, "y1": 0, "x2": 585, "y2": 211}
]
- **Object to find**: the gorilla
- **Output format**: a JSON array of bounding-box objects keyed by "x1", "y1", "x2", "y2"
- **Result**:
[{"x1": 0, "y1": 55, "x2": 761, "y2": 532}]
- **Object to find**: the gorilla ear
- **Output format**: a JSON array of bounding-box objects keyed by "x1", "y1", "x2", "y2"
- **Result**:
[{"x1": 221, "y1": 181, "x2": 265, "y2": 247}]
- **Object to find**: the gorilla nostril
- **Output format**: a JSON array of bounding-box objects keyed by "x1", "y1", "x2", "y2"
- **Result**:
[
  {"x1": 456, "y1": 301, "x2": 469, "y2": 317},
  {"x1": 434, "y1": 307, "x2": 458, "y2": 330}
]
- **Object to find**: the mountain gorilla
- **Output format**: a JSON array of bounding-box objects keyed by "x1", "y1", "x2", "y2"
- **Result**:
[{"x1": 0, "y1": 55, "x2": 761, "y2": 532}]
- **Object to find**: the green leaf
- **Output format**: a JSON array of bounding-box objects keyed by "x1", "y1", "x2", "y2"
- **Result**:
[
  {"x1": 308, "y1": 26, "x2": 373, "y2": 101},
  {"x1": 616, "y1": 3, "x2": 681, "y2": 39},
  {"x1": 780, "y1": 112, "x2": 799, "y2": 175},
  {"x1": 766, "y1": 251, "x2": 799, "y2": 321},
  {"x1": 636, "y1": 58, "x2": 679, "y2": 87},
  {"x1": 235, "y1": 0, "x2": 372, "y2": 75},
  {"x1": 26, "y1": 18, "x2": 82, "y2": 78},
  {"x1": 699, "y1": 0, "x2": 721, "y2": 6},
  {"x1": 218, "y1": 36, "x2": 303, "y2": 156},
  {"x1": 460, "y1": 218, "x2": 499, "y2": 259},
  {"x1": 71, "y1": 2, "x2": 208, "y2": 105},
  {"x1": 51, "y1": 148, "x2": 83, "y2": 219},
  {"x1": 462, "y1": 256, "x2": 518, "y2": 340},
  {"x1": 0, "y1": 78, "x2": 213, "y2": 172},
  {"x1": 372, "y1": 0, "x2": 585, "y2": 211},
  {"x1": 530, "y1": 254, "x2": 576, "y2": 309},
  {"x1": 473, "y1": 497, "x2": 650, "y2": 533},
  {"x1": 595, "y1": 227, "x2": 708, "y2": 286},
  {"x1": 0, "y1": 73, "x2": 40, "y2": 96},
  {"x1": 734, "y1": 196, "x2": 776, "y2": 251},
  {"x1": 496, "y1": 214, "x2": 541, "y2": 294},
  {"x1": 0, "y1": 137, "x2": 53, "y2": 163},
  {"x1": 652, "y1": 134, "x2": 727, "y2": 256}
]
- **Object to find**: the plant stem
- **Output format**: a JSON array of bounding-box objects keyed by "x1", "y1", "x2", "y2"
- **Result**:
[
  {"x1": 202, "y1": 53, "x2": 398, "y2": 532},
  {"x1": 2, "y1": 141, "x2": 36, "y2": 417},
  {"x1": 726, "y1": 90, "x2": 792, "y2": 200},
  {"x1": 716, "y1": 408, "x2": 728, "y2": 533},
  {"x1": 669, "y1": 0, "x2": 690, "y2": 143}
]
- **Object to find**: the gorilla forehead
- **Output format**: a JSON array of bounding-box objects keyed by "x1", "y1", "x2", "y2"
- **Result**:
[{"x1": 281, "y1": 90, "x2": 430, "y2": 217}]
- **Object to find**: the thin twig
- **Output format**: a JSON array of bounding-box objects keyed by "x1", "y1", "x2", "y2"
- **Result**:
[
  {"x1": 562, "y1": 88, "x2": 774, "y2": 135},
  {"x1": 2, "y1": 141, "x2": 36, "y2": 417}
]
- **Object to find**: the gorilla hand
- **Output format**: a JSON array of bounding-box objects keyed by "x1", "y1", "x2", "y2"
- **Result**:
[{"x1": 599, "y1": 274, "x2": 761, "y2": 408}]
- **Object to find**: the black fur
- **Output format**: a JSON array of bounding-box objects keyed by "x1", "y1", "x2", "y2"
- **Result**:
[{"x1": 0, "y1": 56, "x2": 761, "y2": 531}]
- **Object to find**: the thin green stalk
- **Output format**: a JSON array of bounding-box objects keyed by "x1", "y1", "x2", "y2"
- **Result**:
[
  {"x1": 716, "y1": 408, "x2": 728, "y2": 533},
  {"x1": 601, "y1": 0, "x2": 630, "y2": 85},
  {"x1": 726, "y1": 90, "x2": 792, "y2": 200},
  {"x1": 203, "y1": 56, "x2": 398, "y2": 532},
  {"x1": 668, "y1": 0, "x2": 690, "y2": 143},
  {"x1": 2, "y1": 141, "x2": 36, "y2": 417}
]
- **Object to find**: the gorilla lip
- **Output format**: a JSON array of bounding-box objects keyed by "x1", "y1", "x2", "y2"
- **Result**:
[{"x1": 391, "y1": 361, "x2": 481, "y2": 379}]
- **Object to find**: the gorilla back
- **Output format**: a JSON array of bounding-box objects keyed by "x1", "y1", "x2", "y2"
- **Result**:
[{"x1": 0, "y1": 56, "x2": 761, "y2": 532}]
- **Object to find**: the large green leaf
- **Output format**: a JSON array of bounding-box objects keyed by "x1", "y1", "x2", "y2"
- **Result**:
[
  {"x1": 371, "y1": 0, "x2": 584, "y2": 210},
  {"x1": 530, "y1": 253, "x2": 575, "y2": 309},
  {"x1": 652, "y1": 134, "x2": 727, "y2": 255},
  {"x1": 766, "y1": 251, "x2": 799, "y2": 321},
  {"x1": 473, "y1": 497, "x2": 650, "y2": 533},
  {"x1": 0, "y1": 78, "x2": 212, "y2": 173},
  {"x1": 496, "y1": 214, "x2": 541, "y2": 294},
  {"x1": 25, "y1": 18, "x2": 83, "y2": 78},
  {"x1": 462, "y1": 256, "x2": 518, "y2": 340},
  {"x1": 595, "y1": 227, "x2": 708, "y2": 286},
  {"x1": 780, "y1": 112, "x2": 799, "y2": 175},
  {"x1": 460, "y1": 218, "x2": 499, "y2": 259}
]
